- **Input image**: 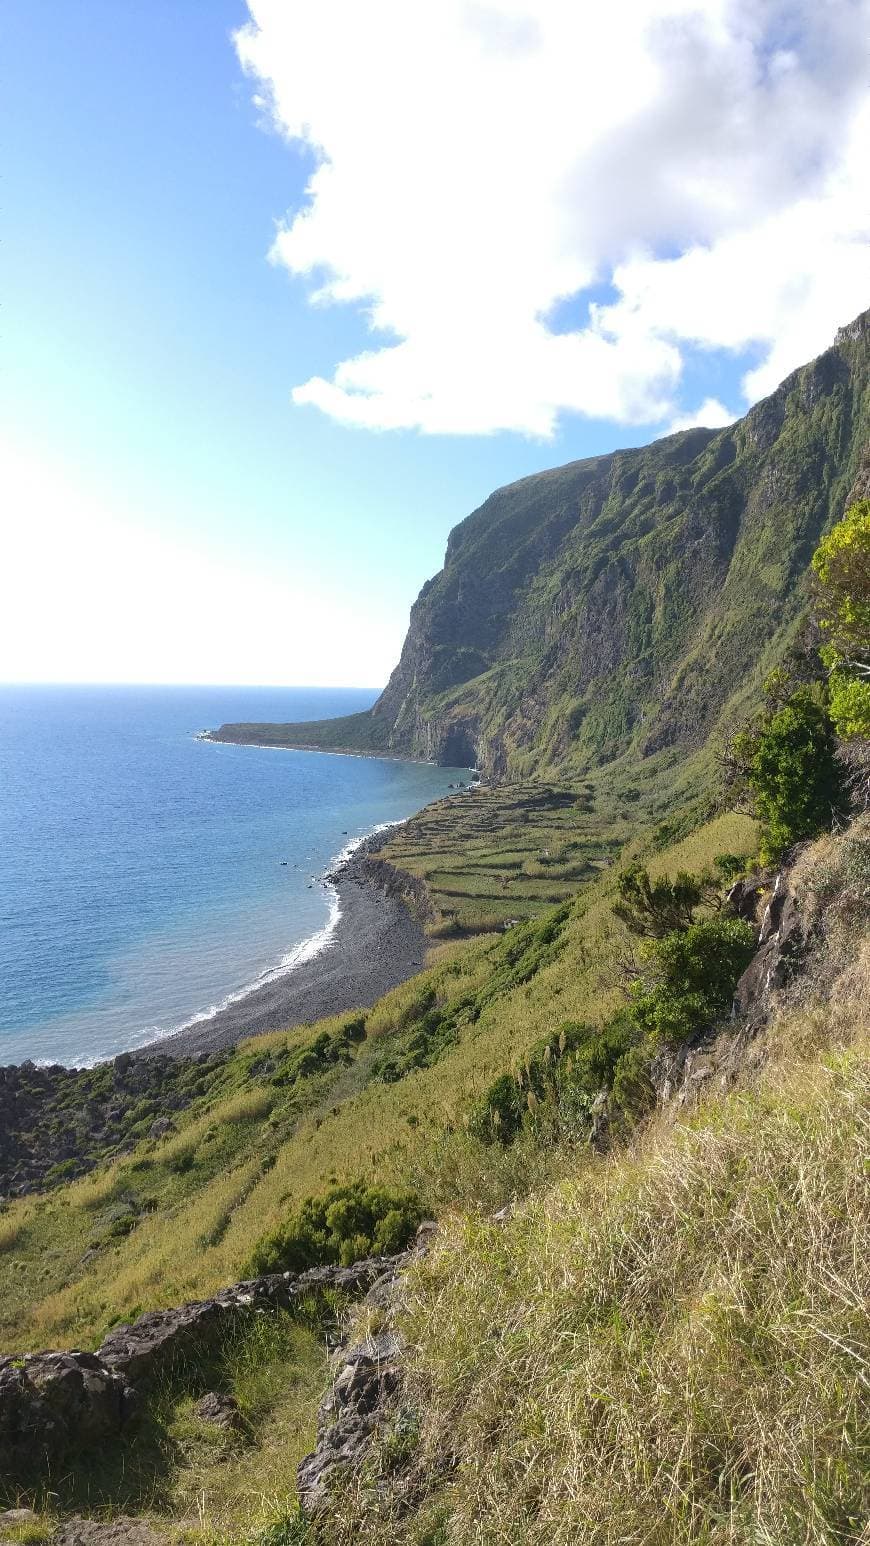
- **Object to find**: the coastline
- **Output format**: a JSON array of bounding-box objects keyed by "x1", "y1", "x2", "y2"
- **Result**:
[
  {"x1": 200, "y1": 731, "x2": 438, "y2": 768},
  {"x1": 142, "y1": 832, "x2": 429, "y2": 1059}
]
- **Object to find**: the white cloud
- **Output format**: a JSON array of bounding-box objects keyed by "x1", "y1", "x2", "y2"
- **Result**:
[
  {"x1": 236, "y1": 0, "x2": 870, "y2": 437},
  {"x1": 665, "y1": 397, "x2": 735, "y2": 434}
]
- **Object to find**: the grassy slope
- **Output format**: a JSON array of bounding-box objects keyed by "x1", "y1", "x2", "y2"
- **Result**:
[
  {"x1": 338, "y1": 1012, "x2": 868, "y2": 1546},
  {"x1": 0, "y1": 811, "x2": 756, "y2": 1355},
  {"x1": 1, "y1": 812, "x2": 865, "y2": 1546},
  {"x1": 320, "y1": 821, "x2": 870, "y2": 1546}
]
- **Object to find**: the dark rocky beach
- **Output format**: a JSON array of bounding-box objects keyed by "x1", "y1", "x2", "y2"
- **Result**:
[{"x1": 149, "y1": 841, "x2": 430, "y2": 1057}]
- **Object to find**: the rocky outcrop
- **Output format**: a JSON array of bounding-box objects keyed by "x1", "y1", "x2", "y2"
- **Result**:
[
  {"x1": 297, "y1": 1327, "x2": 405, "y2": 1515},
  {"x1": 0, "y1": 1351, "x2": 136, "y2": 1472},
  {"x1": 655, "y1": 872, "x2": 807, "y2": 1112},
  {"x1": 731, "y1": 872, "x2": 805, "y2": 1029},
  {"x1": 0, "y1": 1051, "x2": 226, "y2": 1200},
  {"x1": 97, "y1": 1258, "x2": 396, "y2": 1383},
  {"x1": 297, "y1": 1224, "x2": 438, "y2": 1516},
  {"x1": 0, "y1": 1258, "x2": 403, "y2": 1478}
]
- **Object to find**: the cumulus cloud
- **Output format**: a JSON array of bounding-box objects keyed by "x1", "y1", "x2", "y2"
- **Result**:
[
  {"x1": 666, "y1": 397, "x2": 735, "y2": 434},
  {"x1": 235, "y1": 0, "x2": 870, "y2": 437}
]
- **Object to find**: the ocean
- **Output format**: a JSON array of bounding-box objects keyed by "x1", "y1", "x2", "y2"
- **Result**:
[{"x1": 0, "y1": 685, "x2": 465, "y2": 1067}]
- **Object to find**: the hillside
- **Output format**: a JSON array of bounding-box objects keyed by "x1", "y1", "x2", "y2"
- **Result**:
[
  {"x1": 1, "y1": 319, "x2": 868, "y2": 1546},
  {"x1": 211, "y1": 310, "x2": 870, "y2": 780}
]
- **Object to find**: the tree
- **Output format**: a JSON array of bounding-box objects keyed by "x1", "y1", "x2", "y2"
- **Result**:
[
  {"x1": 729, "y1": 688, "x2": 843, "y2": 864},
  {"x1": 612, "y1": 863, "x2": 705, "y2": 938},
  {"x1": 811, "y1": 500, "x2": 870, "y2": 741},
  {"x1": 811, "y1": 499, "x2": 870, "y2": 673}
]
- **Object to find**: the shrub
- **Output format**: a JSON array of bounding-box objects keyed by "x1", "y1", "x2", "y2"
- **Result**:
[
  {"x1": 612, "y1": 863, "x2": 704, "y2": 937},
  {"x1": 468, "y1": 1017, "x2": 637, "y2": 1146},
  {"x1": 828, "y1": 669, "x2": 870, "y2": 739},
  {"x1": 246, "y1": 1180, "x2": 423, "y2": 1274},
  {"x1": 730, "y1": 689, "x2": 844, "y2": 863},
  {"x1": 629, "y1": 915, "x2": 756, "y2": 1047},
  {"x1": 811, "y1": 498, "x2": 870, "y2": 666}
]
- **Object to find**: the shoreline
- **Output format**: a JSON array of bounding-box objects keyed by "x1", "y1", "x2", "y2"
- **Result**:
[
  {"x1": 138, "y1": 830, "x2": 429, "y2": 1059},
  {"x1": 200, "y1": 731, "x2": 440, "y2": 768}
]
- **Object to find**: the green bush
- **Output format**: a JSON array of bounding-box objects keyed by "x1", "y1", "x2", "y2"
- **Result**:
[
  {"x1": 629, "y1": 916, "x2": 756, "y2": 1048},
  {"x1": 246, "y1": 1180, "x2": 423, "y2": 1274},
  {"x1": 612, "y1": 863, "x2": 704, "y2": 937},
  {"x1": 468, "y1": 1018, "x2": 637, "y2": 1146},
  {"x1": 828, "y1": 669, "x2": 870, "y2": 739},
  {"x1": 811, "y1": 498, "x2": 870, "y2": 664},
  {"x1": 730, "y1": 689, "x2": 844, "y2": 863}
]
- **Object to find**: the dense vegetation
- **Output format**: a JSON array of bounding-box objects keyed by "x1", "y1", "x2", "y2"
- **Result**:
[{"x1": 247, "y1": 1181, "x2": 423, "y2": 1274}]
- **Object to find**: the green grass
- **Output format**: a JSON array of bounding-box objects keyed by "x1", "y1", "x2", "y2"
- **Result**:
[
  {"x1": 321, "y1": 1017, "x2": 870, "y2": 1545},
  {"x1": 0, "y1": 810, "x2": 756, "y2": 1353},
  {"x1": 1, "y1": 811, "x2": 866, "y2": 1546}
]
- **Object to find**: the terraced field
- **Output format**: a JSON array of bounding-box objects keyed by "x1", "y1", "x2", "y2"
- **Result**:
[{"x1": 376, "y1": 767, "x2": 685, "y2": 933}]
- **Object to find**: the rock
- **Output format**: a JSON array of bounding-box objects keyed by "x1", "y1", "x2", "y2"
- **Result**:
[
  {"x1": 52, "y1": 1519, "x2": 162, "y2": 1546},
  {"x1": 725, "y1": 875, "x2": 766, "y2": 923},
  {"x1": 732, "y1": 873, "x2": 804, "y2": 1026},
  {"x1": 413, "y1": 1219, "x2": 438, "y2": 1252},
  {"x1": 297, "y1": 1329, "x2": 405, "y2": 1516},
  {"x1": 1, "y1": 1256, "x2": 405, "y2": 1480},
  {"x1": 195, "y1": 1390, "x2": 245, "y2": 1431},
  {"x1": 0, "y1": 1508, "x2": 39, "y2": 1527},
  {"x1": 147, "y1": 1118, "x2": 174, "y2": 1140},
  {"x1": 0, "y1": 1351, "x2": 136, "y2": 1471}
]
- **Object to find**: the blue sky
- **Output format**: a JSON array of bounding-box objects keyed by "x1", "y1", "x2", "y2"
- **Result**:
[{"x1": 3, "y1": 1, "x2": 867, "y2": 686}]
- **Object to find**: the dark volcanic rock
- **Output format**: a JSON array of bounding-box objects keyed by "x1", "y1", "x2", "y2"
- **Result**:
[
  {"x1": 0, "y1": 1051, "x2": 227, "y2": 1199},
  {"x1": 0, "y1": 1257, "x2": 403, "y2": 1479},
  {"x1": 97, "y1": 1259, "x2": 395, "y2": 1383},
  {"x1": 295, "y1": 1227, "x2": 440, "y2": 1516},
  {"x1": 297, "y1": 1329, "x2": 405, "y2": 1516},
  {"x1": 195, "y1": 1390, "x2": 245, "y2": 1431},
  {"x1": 0, "y1": 1351, "x2": 135, "y2": 1470},
  {"x1": 732, "y1": 872, "x2": 804, "y2": 1027}
]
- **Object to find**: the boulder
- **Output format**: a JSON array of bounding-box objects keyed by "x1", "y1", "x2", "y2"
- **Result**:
[
  {"x1": 195, "y1": 1390, "x2": 245, "y2": 1431},
  {"x1": 0, "y1": 1351, "x2": 135, "y2": 1470}
]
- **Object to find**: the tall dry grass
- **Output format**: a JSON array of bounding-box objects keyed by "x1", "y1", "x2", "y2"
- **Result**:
[{"x1": 322, "y1": 904, "x2": 870, "y2": 1546}]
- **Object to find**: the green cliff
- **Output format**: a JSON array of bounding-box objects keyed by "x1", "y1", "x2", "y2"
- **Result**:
[{"x1": 213, "y1": 309, "x2": 870, "y2": 780}]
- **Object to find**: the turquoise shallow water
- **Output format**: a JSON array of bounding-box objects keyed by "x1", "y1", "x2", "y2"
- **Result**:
[{"x1": 0, "y1": 686, "x2": 463, "y2": 1066}]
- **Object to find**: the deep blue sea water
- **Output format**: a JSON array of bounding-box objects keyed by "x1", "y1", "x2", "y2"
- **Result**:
[{"x1": 0, "y1": 686, "x2": 464, "y2": 1066}]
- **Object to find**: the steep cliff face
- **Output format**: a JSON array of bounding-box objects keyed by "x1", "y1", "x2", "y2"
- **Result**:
[{"x1": 214, "y1": 310, "x2": 870, "y2": 778}]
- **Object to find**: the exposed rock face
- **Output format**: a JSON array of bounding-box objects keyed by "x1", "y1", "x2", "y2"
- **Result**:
[
  {"x1": 52, "y1": 1520, "x2": 163, "y2": 1546},
  {"x1": 655, "y1": 873, "x2": 807, "y2": 1112},
  {"x1": 0, "y1": 1351, "x2": 135, "y2": 1471},
  {"x1": 0, "y1": 1258, "x2": 403, "y2": 1478},
  {"x1": 297, "y1": 1224, "x2": 437, "y2": 1516},
  {"x1": 732, "y1": 873, "x2": 805, "y2": 1029},
  {"x1": 98, "y1": 1259, "x2": 396, "y2": 1383},
  {"x1": 297, "y1": 1327, "x2": 405, "y2": 1516}
]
